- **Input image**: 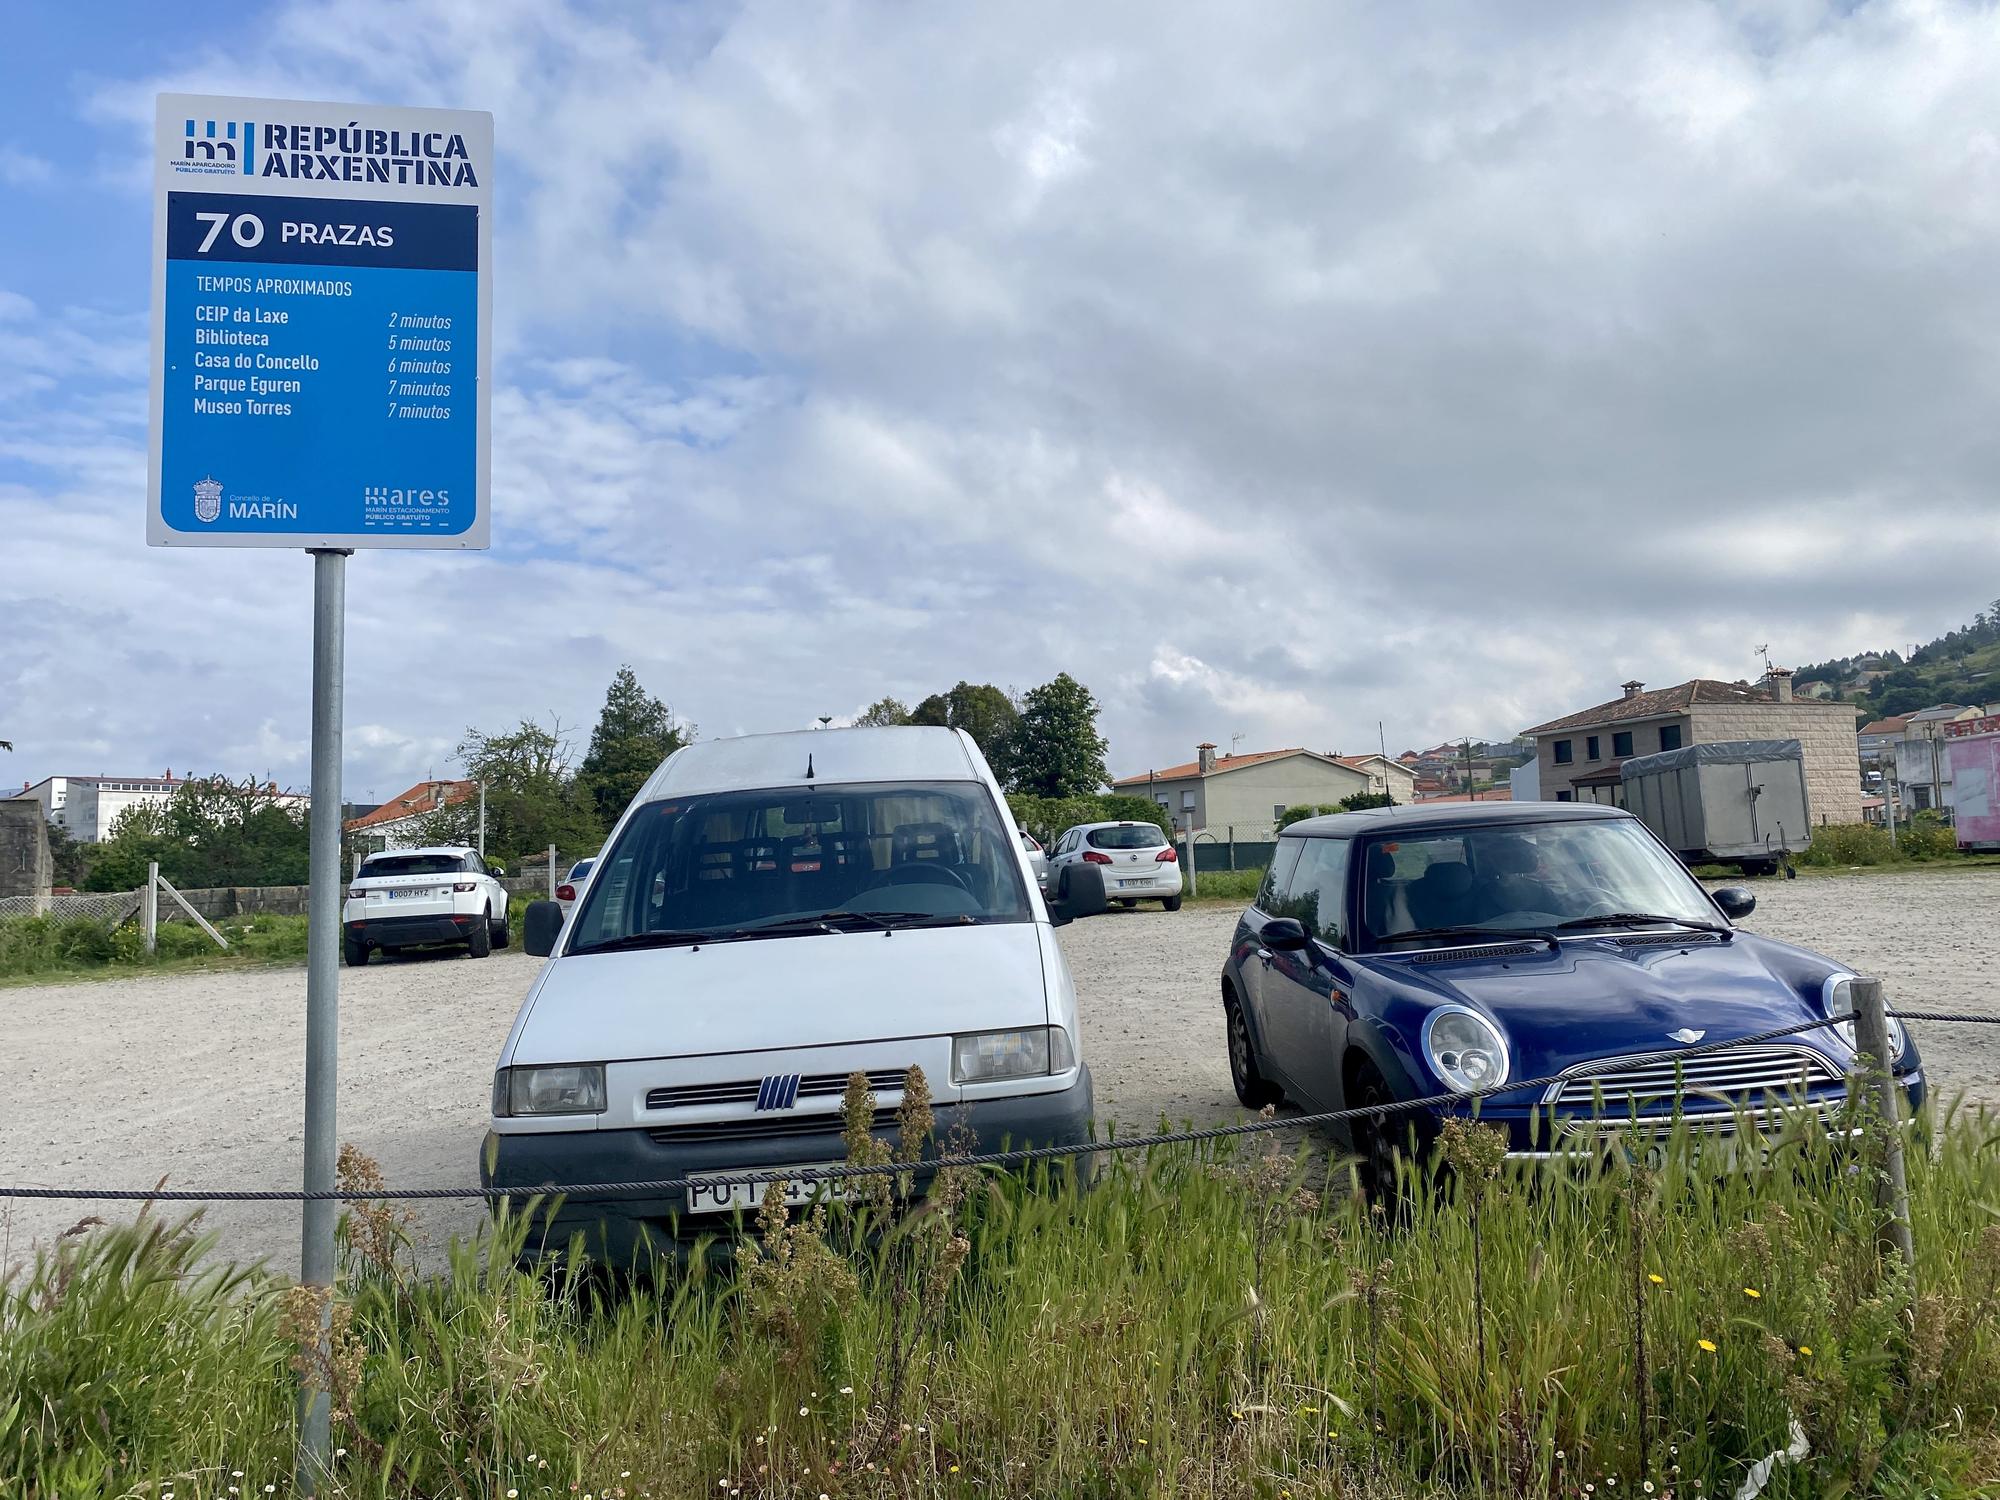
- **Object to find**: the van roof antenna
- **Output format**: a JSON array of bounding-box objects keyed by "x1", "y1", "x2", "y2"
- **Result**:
[{"x1": 805, "y1": 753, "x2": 815, "y2": 781}]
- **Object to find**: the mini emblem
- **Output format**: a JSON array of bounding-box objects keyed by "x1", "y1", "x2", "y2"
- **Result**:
[
  {"x1": 1668, "y1": 1028, "x2": 1705, "y2": 1045},
  {"x1": 755, "y1": 1073, "x2": 802, "y2": 1111},
  {"x1": 193, "y1": 475, "x2": 223, "y2": 523}
]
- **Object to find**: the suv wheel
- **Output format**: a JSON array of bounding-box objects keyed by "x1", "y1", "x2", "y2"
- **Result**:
[
  {"x1": 1225, "y1": 992, "x2": 1281, "y2": 1108},
  {"x1": 467, "y1": 909, "x2": 493, "y2": 958},
  {"x1": 343, "y1": 932, "x2": 368, "y2": 967},
  {"x1": 492, "y1": 912, "x2": 510, "y2": 949}
]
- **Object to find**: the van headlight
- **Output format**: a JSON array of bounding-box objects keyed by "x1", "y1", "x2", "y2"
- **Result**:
[
  {"x1": 1421, "y1": 1006, "x2": 1510, "y2": 1093},
  {"x1": 494, "y1": 1064, "x2": 606, "y2": 1117},
  {"x1": 1825, "y1": 976, "x2": 1907, "y2": 1064},
  {"x1": 952, "y1": 1026, "x2": 1076, "y2": 1084}
]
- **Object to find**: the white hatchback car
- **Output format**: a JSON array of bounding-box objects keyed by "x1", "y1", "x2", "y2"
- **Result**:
[
  {"x1": 343, "y1": 845, "x2": 510, "y2": 964},
  {"x1": 1048, "y1": 821, "x2": 1184, "y2": 911},
  {"x1": 484, "y1": 725, "x2": 1109, "y2": 1262},
  {"x1": 556, "y1": 857, "x2": 597, "y2": 918}
]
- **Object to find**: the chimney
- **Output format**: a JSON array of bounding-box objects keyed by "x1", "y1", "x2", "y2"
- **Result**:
[
  {"x1": 1621, "y1": 680, "x2": 1645, "y2": 700},
  {"x1": 1196, "y1": 742, "x2": 1217, "y2": 774},
  {"x1": 1764, "y1": 666, "x2": 1794, "y2": 703}
]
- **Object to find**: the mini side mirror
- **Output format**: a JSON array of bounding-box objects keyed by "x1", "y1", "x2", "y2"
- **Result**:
[
  {"x1": 1048, "y1": 864, "x2": 1109, "y2": 926},
  {"x1": 1713, "y1": 887, "x2": 1756, "y2": 921},
  {"x1": 523, "y1": 899, "x2": 565, "y2": 957},
  {"x1": 1262, "y1": 917, "x2": 1310, "y2": 951}
]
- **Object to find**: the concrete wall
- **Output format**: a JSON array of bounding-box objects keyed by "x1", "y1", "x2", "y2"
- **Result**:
[
  {"x1": 1690, "y1": 702, "x2": 1861, "y2": 828},
  {"x1": 0, "y1": 800, "x2": 52, "y2": 905},
  {"x1": 1535, "y1": 715, "x2": 1690, "y2": 802},
  {"x1": 151, "y1": 871, "x2": 557, "y2": 924}
]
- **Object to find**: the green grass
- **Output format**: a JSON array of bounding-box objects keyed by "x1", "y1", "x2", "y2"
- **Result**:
[
  {"x1": 0, "y1": 910, "x2": 310, "y2": 984},
  {"x1": 1189, "y1": 867, "x2": 1266, "y2": 904},
  {"x1": 7, "y1": 1097, "x2": 1999, "y2": 1498}
]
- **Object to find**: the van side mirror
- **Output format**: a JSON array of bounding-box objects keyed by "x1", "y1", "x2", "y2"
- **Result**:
[
  {"x1": 1261, "y1": 917, "x2": 1310, "y2": 951},
  {"x1": 1048, "y1": 864, "x2": 1108, "y2": 925},
  {"x1": 1713, "y1": 887, "x2": 1755, "y2": 921},
  {"x1": 524, "y1": 899, "x2": 565, "y2": 956}
]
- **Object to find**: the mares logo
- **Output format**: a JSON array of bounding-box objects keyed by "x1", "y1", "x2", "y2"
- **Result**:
[{"x1": 176, "y1": 119, "x2": 256, "y2": 177}]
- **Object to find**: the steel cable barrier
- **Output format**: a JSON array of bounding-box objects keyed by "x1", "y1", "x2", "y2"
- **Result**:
[{"x1": 3, "y1": 1007, "x2": 1989, "y2": 1205}]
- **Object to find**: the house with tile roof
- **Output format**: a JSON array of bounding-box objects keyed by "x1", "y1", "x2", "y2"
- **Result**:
[
  {"x1": 1521, "y1": 670, "x2": 1861, "y2": 825},
  {"x1": 1110, "y1": 744, "x2": 1415, "y2": 839},
  {"x1": 343, "y1": 778, "x2": 478, "y2": 851}
]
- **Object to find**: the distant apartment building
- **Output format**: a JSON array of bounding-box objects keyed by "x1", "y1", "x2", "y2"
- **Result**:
[
  {"x1": 10, "y1": 773, "x2": 187, "y2": 842},
  {"x1": 1110, "y1": 744, "x2": 1416, "y2": 840},
  {"x1": 1522, "y1": 670, "x2": 1862, "y2": 826}
]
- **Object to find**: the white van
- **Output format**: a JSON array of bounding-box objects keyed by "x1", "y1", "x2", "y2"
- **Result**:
[{"x1": 482, "y1": 725, "x2": 1108, "y2": 1260}]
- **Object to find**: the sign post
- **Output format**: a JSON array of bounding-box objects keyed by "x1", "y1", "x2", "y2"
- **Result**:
[{"x1": 149, "y1": 93, "x2": 491, "y2": 1491}]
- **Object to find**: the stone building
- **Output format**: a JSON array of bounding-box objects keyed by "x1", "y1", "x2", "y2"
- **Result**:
[{"x1": 1522, "y1": 669, "x2": 1861, "y2": 827}]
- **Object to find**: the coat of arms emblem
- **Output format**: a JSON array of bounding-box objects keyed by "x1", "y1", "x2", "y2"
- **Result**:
[{"x1": 193, "y1": 475, "x2": 223, "y2": 523}]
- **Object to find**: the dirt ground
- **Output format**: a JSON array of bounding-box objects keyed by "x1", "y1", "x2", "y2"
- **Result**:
[{"x1": 4, "y1": 867, "x2": 1994, "y2": 1271}]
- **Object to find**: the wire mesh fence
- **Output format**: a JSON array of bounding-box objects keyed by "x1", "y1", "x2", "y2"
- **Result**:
[{"x1": 0, "y1": 888, "x2": 141, "y2": 924}]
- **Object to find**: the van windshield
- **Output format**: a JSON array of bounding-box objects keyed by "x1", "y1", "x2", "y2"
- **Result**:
[{"x1": 568, "y1": 780, "x2": 1032, "y2": 953}]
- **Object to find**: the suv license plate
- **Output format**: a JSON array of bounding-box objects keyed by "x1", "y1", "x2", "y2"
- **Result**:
[
  {"x1": 685, "y1": 1165, "x2": 851, "y2": 1216},
  {"x1": 388, "y1": 888, "x2": 433, "y2": 899}
]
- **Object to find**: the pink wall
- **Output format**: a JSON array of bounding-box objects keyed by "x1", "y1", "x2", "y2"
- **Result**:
[{"x1": 1947, "y1": 733, "x2": 2000, "y2": 847}]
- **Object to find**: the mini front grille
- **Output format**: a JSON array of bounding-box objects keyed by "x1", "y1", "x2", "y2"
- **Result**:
[
  {"x1": 1406, "y1": 943, "x2": 1538, "y2": 965},
  {"x1": 647, "y1": 1104, "x2": 901, "y2": 1146},
  {"x1": 1545, "y1": 1045, "x2": 1842, "y2": 1113},
  {"x1": 646, "y1": 1067, "x2": 907, "y2": 1113}
]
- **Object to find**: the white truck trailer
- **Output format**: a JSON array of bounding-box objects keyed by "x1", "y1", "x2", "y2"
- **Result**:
[{"x1": 1618, "y1": 738, "x2": 1811, "y2": 875}]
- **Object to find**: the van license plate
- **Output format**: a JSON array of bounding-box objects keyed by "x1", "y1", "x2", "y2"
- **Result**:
[{"x1": 685, "y1": 1165, "x2": 851, "y2": 1216}]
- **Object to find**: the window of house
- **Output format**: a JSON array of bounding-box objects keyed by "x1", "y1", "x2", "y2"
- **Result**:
[
  {"x1": 1659, "y1": 725, "x2": 1683, "y2": 752},
  {"x1": 1586, "y1": 736, "x2": 1600, "y2": 761},
  {"x1": 1555, "y1": 790, "x2": 1574, "y2": 802},
  {"x1": 1181, "y1": 790, "x2": 1196, "y2": 811},
  {"x1": 1613, "y1": 730, "x2": 1633, "y2": 758},
  {"x1": 1273, "y1": 803, "x2": 1286, "y2": 820},
  {"x1": 1553, "y1": 740, "x2": 1574, "y2": 765}
]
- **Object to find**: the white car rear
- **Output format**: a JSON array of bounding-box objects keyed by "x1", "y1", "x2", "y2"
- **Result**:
[
  {"x1": 342, "y1": 846, "x2": 510, "y2": 964},
  {"x1": 482, "y1": 726, "x2": 1109, "y2": 1261},
  {"x1": 556, "y1": 857, "x2": 597, "y2": 918},
  {"x1": 1048, "y1": 821, "x2": 1184, "y2": 910}
]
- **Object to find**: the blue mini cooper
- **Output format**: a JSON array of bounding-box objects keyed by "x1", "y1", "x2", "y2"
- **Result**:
[{"x1": 1220, "y1": 803, "x2": 1923, "y2": 1184}]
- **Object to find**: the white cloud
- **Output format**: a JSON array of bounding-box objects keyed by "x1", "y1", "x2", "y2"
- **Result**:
[{"x1": 7, "y1": 0, "x2": 2000, "y2": 797}]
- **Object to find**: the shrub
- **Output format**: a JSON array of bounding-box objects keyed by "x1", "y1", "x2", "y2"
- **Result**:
[
  {"x1": 1277, "y1": 803, "x2": 1343, "y2": 830},
  {"x1": 1189, "y1": 867, "x2": 1265, "y2": 902},
  {"x1": 1007, "y1": 792, "x2": 1174, "y2": 845},
  {"x1": 1797, "y1": 823, "x2": 1898, "y2": 866}
]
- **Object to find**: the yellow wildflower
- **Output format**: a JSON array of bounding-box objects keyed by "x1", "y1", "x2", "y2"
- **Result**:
[{"x1": 1698, "y1": 1338, "x2": 1718, "y2": 1353}]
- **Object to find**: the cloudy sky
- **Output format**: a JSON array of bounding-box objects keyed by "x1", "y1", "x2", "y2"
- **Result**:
[{"x1": 4, "y1": 0, "x2": 1998, "y2": 803}]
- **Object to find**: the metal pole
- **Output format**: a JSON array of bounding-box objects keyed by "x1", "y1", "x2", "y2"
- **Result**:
[
  {"x1": 477, "y1": 780, "x2": 486, "y2": 857},
  {"x1": 143, "y1": 861, "x2": 159, "y2": 955},
  {"x1": 1882, "y1": 754, "x2": 1898, "y2": 849},
  {"x1": 547, "y1": 843, "x2": 557, "y2": 901},
  {"x1": 1851, "y1": 976, "x2": 1915, "y2": 1285},
  {"x1": 298, "y1": 548, "x2": 347, "y2": 1490}
]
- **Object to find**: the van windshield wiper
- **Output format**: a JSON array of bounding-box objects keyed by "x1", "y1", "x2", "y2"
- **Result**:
[
  {"x1": 570, "y1": 929, "x2": 717, "y2": 955},
  {"x1": 1374, "y1": 925, "x2": 1558, "y2": 952},
  {"x1": 727, "y1": 910, "x2": 952, "y2": 939},
  {"x1": 1556, "y1": 913, "x2": 1730, "y2": 936}
]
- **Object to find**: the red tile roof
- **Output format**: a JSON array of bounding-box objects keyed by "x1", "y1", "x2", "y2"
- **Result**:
[
  {"x1": 1858, "y1": 716, "x2": 1909, "y2": 736},
  {"x1": 344, "y1": 778, "x2": 477, "y2": 832},
  {"x1": 1111, "y1": 747, "x2": 1308, "y2": 786}
]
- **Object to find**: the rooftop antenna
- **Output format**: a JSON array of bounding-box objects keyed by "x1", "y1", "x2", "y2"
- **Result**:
[
  {"x1": 1755, "y1": 643, "x2": 1772, "y2": 675},
  {"x1": 1229, "y1": 732, "x2": 1245, "y2": 757},
  {"x1": 816, "y1": 715, "x2": 832, "y2": 729}
]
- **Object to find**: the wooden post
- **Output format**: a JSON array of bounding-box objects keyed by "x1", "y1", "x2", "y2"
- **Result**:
[
  {"x1": 1852, "y1": 976, "x2": 1915, "y2": 1283},
  {"x1": 143, "y1": 862, "x2": 159, "y2": 955}
]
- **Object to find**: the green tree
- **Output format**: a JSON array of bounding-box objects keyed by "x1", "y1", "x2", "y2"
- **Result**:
[
  {"x1": 1004, "y1": 673, "x2": 1109, "y2": 798},
  {"x1": 46, "y1": 821, "x2": 91, "y2": 889},
  {"x1": 85, "y1": 776, "x2": 311, "y2": 890},
  {"x1": 909, "y1": 682, "x2": 1019, "y2": 765},
  {"x1": 853, "y1": 697, "x2": 913, "y2": 727},
  {"x1": 578, "y1": 666, "x2": 691, "y2": 827},
  {"x1": 459, "y1": 717, "x2": 602, "y2": 862}
]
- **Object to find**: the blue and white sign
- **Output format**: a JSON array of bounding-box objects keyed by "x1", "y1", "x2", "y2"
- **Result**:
[{"x1": 148, "y1": 94, "x2": 492, "y2": 548}]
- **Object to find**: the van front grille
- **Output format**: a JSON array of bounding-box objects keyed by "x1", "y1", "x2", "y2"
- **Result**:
[
  {"x1": 646, "y1": 1068, "x2": 908, "y2": 1113},
  {"x1": 646, "y1": 1105, "x2": 902, "y2": 1147}
]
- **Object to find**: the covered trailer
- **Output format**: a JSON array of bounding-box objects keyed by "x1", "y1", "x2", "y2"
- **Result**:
[
  {"x1": 1619, "y1": 738, "x2": 1810, "y2": 874},
  {"x1": 1945, "y1": 729, "x2": 2000, "y2": 850}
]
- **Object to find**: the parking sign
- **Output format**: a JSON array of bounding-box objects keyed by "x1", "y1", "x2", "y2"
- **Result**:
[{"x1": 148, "y1": 94, "x2": 492, "y2": 548}]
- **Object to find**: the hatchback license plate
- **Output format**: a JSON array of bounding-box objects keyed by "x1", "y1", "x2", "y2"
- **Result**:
[{"x1": 685, "y1": 1165, "x2": 851, "y2": 1216}]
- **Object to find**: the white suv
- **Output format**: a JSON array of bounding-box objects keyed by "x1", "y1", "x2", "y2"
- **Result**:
[
  {"x1": 1049, "y1": 821, "x2": 1183, "y2": 910},
  {"x1": 343, "y1": 846, "x2": 510, "y2": 965}
]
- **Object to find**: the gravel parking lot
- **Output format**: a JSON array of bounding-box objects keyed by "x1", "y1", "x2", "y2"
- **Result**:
[{"x1": 4, "y1": 867, "x2": 1994, "y2": 1270}]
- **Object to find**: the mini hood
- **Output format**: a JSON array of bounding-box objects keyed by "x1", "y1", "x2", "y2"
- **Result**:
[
  {"x1": 509, "y1": 921, "x2": 1050, "y2": 1065},
  {"x1": 1370, "y1": 933, "x2": 1839, "y2": 1085}
]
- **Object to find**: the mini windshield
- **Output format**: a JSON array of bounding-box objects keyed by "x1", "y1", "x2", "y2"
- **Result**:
[
  {"x1": 1357, "y1": 818, "x2": 1716, "y2": 950},
  {"x1": 1087, "y1": 825, "x2": 1166, "y2": 850},
  {"x1": 568, "y1": 780, "x2": 1031, "y2": 952},
  {"x1": 361, "y1": 853, "x2": 468, "y2": 878}
]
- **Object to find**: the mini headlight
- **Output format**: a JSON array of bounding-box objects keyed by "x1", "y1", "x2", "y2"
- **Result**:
[
  {"x1": 1826, "y1": 977, "x2": 1907, "y2": 1063},
  {"x1": 1422, "y1": 1006, "x2": 1510, "y2": 1094},
  {"x1": 951, "y1": 1026, "x2": 1075, "y2": 1084},
  {"x1": 495, "y1": 1064, "x2": 606, "y2": 1117}
]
